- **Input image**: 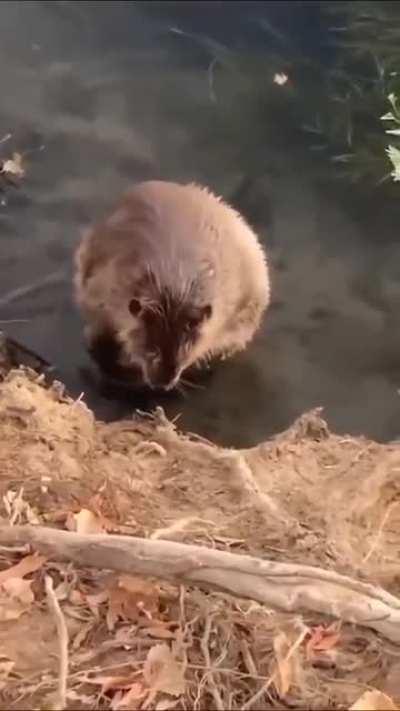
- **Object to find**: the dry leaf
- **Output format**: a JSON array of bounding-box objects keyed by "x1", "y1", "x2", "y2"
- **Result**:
[
  {"x1": 350, "y1": 689, "x2": 398, "y2": 710},
  {"x1": 273, "y1": 72, "x2": 288, "y2": 86},
  {"x1": 0, "y1": 659, "x2": 15, "y2": 691},
  {"x1": 86, "y1": 590, "x2": 109, "y2": 618},
  {"x1": 112, "y1": 682, "x2": 148, "y2": 710},
  {"x1": 74, "y1": 508, "x2": 105, "y2": 534},
  {"x1": 88, "y1": 491, "x2": 118, "y2": 530},
  {"x1": 65, "y1": 511, "x2": 77, "y2": 531},
  {"x1": 384, "y1": 662, "x2": 400, "y2": 701},
  {"x1": 107, "y1": 575, "x2": 160, "y2": 630},
  {"x1": 143, "y1": 623, "x2": 176, "y2": 640},
  {"x1": 273, "y1": 629, "x2": 304, "y2": 698},
  {"x1": 0, "y1": 573, "x2": 36, "y2": 622},
  {"x1": 0, "y1": 552, "x2": 46, "y2": 585},
  {"x1": 71, "y1": 621, "x2": 93, "y2": 650},
  {"x1": 3, "y1": 487, "x2": 40, "y2": 525},
  {"x1": 119, "y1": 575, "x2": 160, "y2": 614},
  {"x1": 273, "y1": 631, "x2": 293, "y2": 696},
  {"x1": 69, "y1": 588, "x2": 86, "y2": 606},
  {"x1": 2, "y1": 577, "x2": 34, "y2": 605},
  {"x1": 306, "y1": 624, "x2": 341, "y2": 658},
  {"x1": 143, "y1": 644, "x2": 185, "y2": 698},
  {"x1": 0, "y1": 583, "x2": 34, "y2": 622},
  {"x1": 0, "y1": 600, "x2": 26, "y2": 621},
  {"x1": 85, "y1": 675, "x2": 137, "y2": 694},
  {"x1": 155, "y1": 700, "x2": 180, "y2": 711},
  {"x1": 0, "y1": 659, "x2": 14, "y2": 677},
  {"x1": 54, "y1": 579, "x2": 73, "y2": 602},
  {"x1": 1, "y1": 152, "x2": 25, "y2": 178},
  {"x1": 67, "y1": 690, "x2": 96, "y2": 706}
]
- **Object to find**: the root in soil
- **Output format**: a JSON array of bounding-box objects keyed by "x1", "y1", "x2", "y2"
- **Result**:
[{"x1": 0, "y1": 366, "x2": 399, "y2": 709}]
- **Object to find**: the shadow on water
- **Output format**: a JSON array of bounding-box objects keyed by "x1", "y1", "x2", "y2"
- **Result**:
[{"x1": 1, "y1": 0, "x2": 400, "y2": 447}]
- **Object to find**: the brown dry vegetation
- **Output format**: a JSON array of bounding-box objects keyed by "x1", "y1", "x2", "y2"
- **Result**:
[{"x1": 0, "y1": 365, "x2": 400, "y2": 710}]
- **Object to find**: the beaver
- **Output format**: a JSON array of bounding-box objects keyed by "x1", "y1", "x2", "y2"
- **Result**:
[{"x1": 74, "y1": 180, "x2": 270, "y2": 391}]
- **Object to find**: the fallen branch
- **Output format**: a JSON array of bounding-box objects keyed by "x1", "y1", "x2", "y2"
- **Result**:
[
  {"x1": 0, "y1": 331, "x2": 52, "y2": 372},
  {"x1": 2, "y1": 525, "x2": 400, "y2": 644}
]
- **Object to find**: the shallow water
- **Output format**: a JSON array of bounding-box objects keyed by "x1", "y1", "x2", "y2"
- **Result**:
[{"x1": 1, "y1": 0, "x2": 400, "y2": 447}]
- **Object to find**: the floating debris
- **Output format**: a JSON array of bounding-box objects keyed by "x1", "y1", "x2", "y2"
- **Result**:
[
  {"x1": 273, "y1": 72, "x2": 289, "y2": 86},
  {"x1": 1, "y1": 152, "x2": 25, "y2": 179}
]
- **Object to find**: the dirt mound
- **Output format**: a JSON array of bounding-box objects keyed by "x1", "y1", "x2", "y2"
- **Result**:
[{"x1": 1, "y1": 368, "x2": 400, "y2": 710}]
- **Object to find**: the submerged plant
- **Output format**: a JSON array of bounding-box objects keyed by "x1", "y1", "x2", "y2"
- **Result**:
[
  {"x1": 382, "y1": 93, "x2": 400, "y2": 181},
  {"x1": 317, "y1": 2, "x2": 400, "y2": 184},
  {"x1": 145, "y1": 1, "x2": 400, "y2": 187}
]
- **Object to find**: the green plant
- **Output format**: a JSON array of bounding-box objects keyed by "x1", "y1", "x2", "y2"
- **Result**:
[
  {"x1": 381, "y1": 93, "x2": 400, "y2": 181},
  {"x1": 316, "y1": 2, "x2": 400, "y2": 184}
]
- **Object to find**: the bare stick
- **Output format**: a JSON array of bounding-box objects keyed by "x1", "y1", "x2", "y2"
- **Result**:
[
  {"x1": 2, "y1": 334, "x2": 52, "y2": 368},
  {"x1": 363, "y1": 501, "x2": 400, "y2": 564},
  {"x1": 2, "y1": 525, "x2": 400, "y2": 644},
  {"x1": 200, "y1": 616, "x2": 224, "y2": 710},
  {"x1": 45, "y1": 574, "x2": 69, "y2": 710},
  {"x1": 207, "y1": 58, "x2": 218, "y2": 104},
  {"x1": 0, "y1": 269, "x2": 65, "y2": 308},
  {"x1": 0, "y1": 319, "x2": 30, "y2": 324}
]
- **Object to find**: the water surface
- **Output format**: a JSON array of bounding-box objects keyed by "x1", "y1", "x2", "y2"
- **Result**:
[{"x1": 1, "y1": 0, "x2": 400, "y2": 446}]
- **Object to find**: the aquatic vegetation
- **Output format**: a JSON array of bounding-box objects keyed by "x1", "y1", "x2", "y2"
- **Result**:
[
  {"x1": 305, "y1": 2, "x2": 400, "y2": 184},
  {"x1": 386, "y1": 144, "x2": 400, "y2": 181},
  {"x1": 141, "y1": 1, "x2": 400, "y2": 188},
  {"x1": 326, "y1": 1, "x2": 400, "y2": 72},
  {"x1": 381, "y1": 93, "x2": 400, "y2": 181}
]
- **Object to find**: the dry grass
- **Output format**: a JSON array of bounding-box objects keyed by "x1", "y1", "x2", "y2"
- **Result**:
[{"x1": 0, "y1": 367, "x2": 399, "y2": 709}]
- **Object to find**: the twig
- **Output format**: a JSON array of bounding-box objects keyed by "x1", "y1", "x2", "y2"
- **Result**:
[
  {"x1": 2, "y1": 525, "x2": 400, "y2": 643},
  {"x1": 239, "y1": 638, "x2": 258, "y2": 677},
  {"x1": 221, "y1": 451, "x2": 291, "y2": 523},
  {"x1": 200, "y1": 615, "x2": 224, "y2": 710},
  {"x1": 45, "y1": 574, "x2": 69, "y2": 710},
  {"x1": 2, "y1": 333, "x2": 52, "y2": 369},
  {"x1": 132, "y1": 441, "x2": 167, "y2": 457},
  {"x1": 150, "y1": 516, "x2": 216, "y2": 541},
  {"x1": 363, "y1": 501, "x2": 400, "y2": 564},
  {"x1": 208, "y1": 58, "x2": 218, "y2": 103},
  {"x1": 0, "y1": 543, "x2": 30, "y2": 554},
  {"x1": 0, "y1": 269, "x2": 65, "y2": 308},
  {"x1": 0, "y1": 319, "x2": 30, "y2": 324}
]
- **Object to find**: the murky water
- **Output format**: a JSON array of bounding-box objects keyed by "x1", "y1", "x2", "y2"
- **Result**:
[{"x1": 1, "y1": 0, "x2": 400, "y2": 447}]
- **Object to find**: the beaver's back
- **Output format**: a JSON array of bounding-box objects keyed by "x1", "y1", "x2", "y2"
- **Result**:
[
  {"x1": 74, "y1": 180, "x2": 270, "y2": 362},
  {"x1": 131, "y1": 181, "x2": 270, "y2": 335}
]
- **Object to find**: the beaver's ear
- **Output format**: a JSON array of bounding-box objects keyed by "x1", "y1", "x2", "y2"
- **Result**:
[{"x1": 128, "y1": 298, "x2": 143, "y2": 317}]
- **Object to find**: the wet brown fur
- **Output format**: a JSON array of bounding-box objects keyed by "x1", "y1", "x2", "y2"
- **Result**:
[{"x1": 74, "y1": 180, "x2": 270, "y2": 389}]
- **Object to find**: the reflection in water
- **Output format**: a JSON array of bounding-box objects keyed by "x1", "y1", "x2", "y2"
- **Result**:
[{"x1": 1, "y1": 1, "x2": 400, "y2": 446}]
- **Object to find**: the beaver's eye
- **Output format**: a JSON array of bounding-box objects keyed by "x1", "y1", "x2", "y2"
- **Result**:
[
  {"x1": 186, "y1": 316, "x2": 201, "y2": 332},
  {"x1": 128, "y1": 298, "x2": 142, "y2": 317},
  {"x1": 203, "y1": 304, "x2": 212, "y2": 319},
  {"x1": 185, "y1": 305, "x2": 212, "y2": 331}
]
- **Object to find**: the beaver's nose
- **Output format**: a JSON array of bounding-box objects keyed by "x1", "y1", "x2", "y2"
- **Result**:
[{"x1": 150, "y1": 363, "x2": 180, "y2": 391}]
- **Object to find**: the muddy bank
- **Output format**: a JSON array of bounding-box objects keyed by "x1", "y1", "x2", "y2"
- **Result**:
[{"x1": 0, "y1": 368, "x2": 400, "y2": 709}]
